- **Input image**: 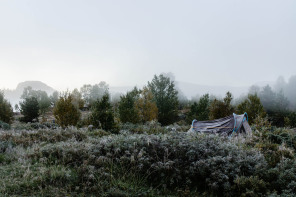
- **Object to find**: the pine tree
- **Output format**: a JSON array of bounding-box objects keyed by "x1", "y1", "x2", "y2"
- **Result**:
[
  {"x1": 209, "y1": 92, "x2": 234, "y2": 120},
  {"x1": 237, "y1": 94, "x2": 266, "y2": 124},
  {"x1": 187, "y1": 93, "x2": 210, "y2": 122},
  {"x1": 118, "y1": 87, "x2": 140, "y2": 123},
  {"x1": 21, "y1": 86, "x2": 51, "y2": 117},
  {"x1": 148, "y1": 74, "x2": 179, "y2": 125},
  {"x1": 0, "y1": 91, "x2": 14, "y2": 124},
  {"x1": 20, "y1": 97, "x2": 39, "y2": 122},
  {"x1": 90, "y1": 93, "x2": 117, "y2": 132}
]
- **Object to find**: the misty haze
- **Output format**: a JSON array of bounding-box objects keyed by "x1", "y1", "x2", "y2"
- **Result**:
[{"x1": 1, "y1": 0, "x2": 296, "y2": 196}]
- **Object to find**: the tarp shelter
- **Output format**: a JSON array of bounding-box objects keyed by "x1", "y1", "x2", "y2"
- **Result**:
[{"x1": 190, "y1": 113, "x2": 251, "y2": 135}]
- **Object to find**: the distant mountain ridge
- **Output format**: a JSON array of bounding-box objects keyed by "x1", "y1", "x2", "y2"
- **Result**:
[
  {"x1": 15, "y1": 81, "x2": 55, "y2": 94},
  {"x1": 4, "y1": 81, "x2": 56, "y2": 107}
]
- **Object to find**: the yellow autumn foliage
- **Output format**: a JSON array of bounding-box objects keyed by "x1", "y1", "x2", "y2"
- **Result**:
[{"x1": 135, "y1": 87, "x2": 158, "y2": 123}]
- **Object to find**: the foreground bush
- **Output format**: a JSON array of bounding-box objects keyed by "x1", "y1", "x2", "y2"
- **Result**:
[
  {"x1": 1, "y1": 126, "x2": 296, "y2": 196},
  {"x1": 28, "y1": 133, "x2": 268, "y2": 196}
]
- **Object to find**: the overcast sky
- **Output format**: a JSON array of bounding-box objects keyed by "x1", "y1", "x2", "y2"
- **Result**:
[{"x1": 0, "y1": 0, "x2": 295, "y2": 91}]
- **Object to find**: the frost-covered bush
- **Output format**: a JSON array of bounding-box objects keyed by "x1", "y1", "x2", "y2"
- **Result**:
[
  {"x1": 31, "y1": 132, "x2": 268, "y2": 196},
  {"x1": 2, "y1": 125, "x2": 296, "y2": 196},
  {"x1": 0, "y1": 128, "x2": 87, "y2": 147},
  {"x1": 119, "y1": 121, "x2": 183, "y2": 134},
  {"x1": 250, "y1": 127, "x2": 295, "y2": 167},
  {"x1": 13, "y1": 122, "x2": 59, "y2": 130},
  {"x1": 0, "y1": 120, "x2": 10, "y2": 130}
]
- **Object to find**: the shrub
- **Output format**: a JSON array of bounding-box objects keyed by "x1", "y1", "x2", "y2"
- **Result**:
[
  {"x1": 187, "y1": 93, "x2": 210, "y2": 123},
  {"x1": 53, "y1": 93, "x2": 81, "y2": 128},
  {"x1": 0, "y1": 121, "x2": 10, "y2": 130},
  {"x1": 209, "y1": 92, "x2": 234, "y2": 120},
  {"x1": 31, "y1": 132, "x2": 267, "y2": 196},
  {"x1": 237, "y1": 94, "x2": 266, "y2": 124},
  {"x1": 0, "y1": 128, "x2": 87, "y2": 147}
]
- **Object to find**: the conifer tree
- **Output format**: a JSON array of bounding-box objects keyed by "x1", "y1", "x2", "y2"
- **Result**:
[
  {"x1": 209, "y1": 92, "x2": 234, "y2": 120},
  {"x1": 237, "y1": 94, "x2": 266, "y2": 124},
  {"x1": 20, "y1": 97, "x2": 39, "y2": 122},
  {"x1": 118, "y1": 87, "x2": 140, "y2": 123},
  {"x1": 0, "y1": 91, "x2": 14, "y2": 124},
  {"x1": 90, "y1": 93, "x2": 117, "y2": 132},
  {"x1": 53, "y1": 93, "x2": 81, "y2": 128},
  {"x1": 148, "y1": 74, "x2": 179, "y2": 125}
]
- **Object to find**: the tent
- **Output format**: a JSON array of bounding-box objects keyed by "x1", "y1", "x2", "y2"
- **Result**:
[{"x1": 189, "y1": 113, "x2": 251, "y2": 135}]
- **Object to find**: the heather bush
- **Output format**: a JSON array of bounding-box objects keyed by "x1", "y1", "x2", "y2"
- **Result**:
[
  {"x1": 119, "y1": 121, "x2": 168, "y2": 134},
  {"x1": 0, "y1": 128, "x2": 87, "y2": 147},
  {"x1": 30, "y1": 132, "x2": 268, "y2": 196},
  {"x1": 1, "y1": 124, "x2": 296, "y2": 196},
  {"x1": 12, "y1": 122, "x2": 59, "y2": 130},
  {"x1": 0, "y1": 120, "x2": 10, "y2": 130},
  {"x1": 250, "y1": 126, "x2": 295, "y2": 167}
]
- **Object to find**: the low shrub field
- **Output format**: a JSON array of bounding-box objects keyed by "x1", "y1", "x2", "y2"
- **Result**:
[{"x1": 0, "y1": 122, "x2": 296, "y2": 196}]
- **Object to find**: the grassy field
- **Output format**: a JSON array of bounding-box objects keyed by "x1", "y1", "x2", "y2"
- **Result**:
[{"x1": 0, "y1": 121, "x2": 296, "y2": 196}]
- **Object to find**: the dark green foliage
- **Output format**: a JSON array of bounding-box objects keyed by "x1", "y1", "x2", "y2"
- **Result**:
[
  {"x1": 187, "y1": 102, "x2": 198, "y2": 122},
  {"x1": 271, "y1": 159, "x2": 296, "y2": 193},
  {"x1": 288, "y1": 112, "x2": 296, "y2": 128},
  {"x1": 237, "y1": 94, "x2": 266, "y2": 124},
  {"x1": 118, "y1": 87, "x2": 140, "y2": 123},
  {"x1": 209, "y1": 92, "x2": 234, "y2": 120},
  {"x1": 148, "y1": 74, "x2": 179, "y2": 125},
  {"x1": 90, "y1": 93, "x2": 117, "y2": 132},
  {"x1": 53, "y1": 93, "x2": 81, "y2": 128},
  {"x1": 187, "y1": 94, "x2": 210, "y2": 122},
  {"x1": 233, "y1": 176, "x2": 267, "y2": 196},
  {"x1": 0, "y1": 91, "x2": 14, "y2": 124},
  {"x1": 20, "y1": 97, "x2": 39, "y2": 123},
  {"x1": 250, "y1": 127, "x2": 296, "y2": 168}
]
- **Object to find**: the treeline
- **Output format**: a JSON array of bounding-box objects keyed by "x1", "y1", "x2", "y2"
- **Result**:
[
  {"x1": 0, "y1": 75, "x2": 178, "y2": 131},
  {"x1": 1, "y1": 74, "x2": 296, "y2": 130}
]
